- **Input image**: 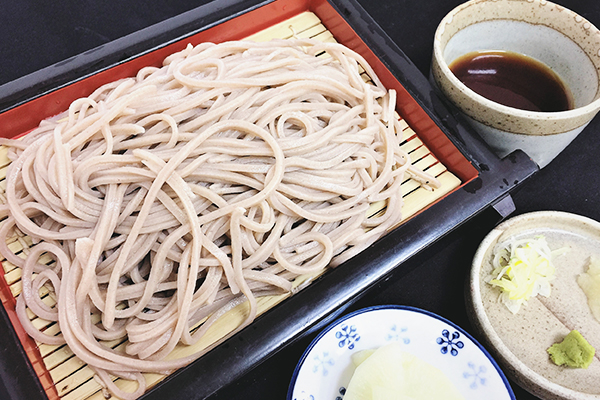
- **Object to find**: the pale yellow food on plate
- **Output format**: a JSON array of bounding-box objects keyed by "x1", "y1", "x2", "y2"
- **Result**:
[{"x1": 344, "y1": 343, "x2": 464, "y2": 400}]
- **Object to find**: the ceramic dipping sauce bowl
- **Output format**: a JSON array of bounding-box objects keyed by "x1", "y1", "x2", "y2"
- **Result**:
[{"x1": 431, "y1": 0, "x2": 600, "y2": 168}]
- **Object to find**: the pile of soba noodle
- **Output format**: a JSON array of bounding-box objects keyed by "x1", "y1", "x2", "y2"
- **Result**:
[{"x1": 0, "y1": 39, "x2": 439, "y2": 399}]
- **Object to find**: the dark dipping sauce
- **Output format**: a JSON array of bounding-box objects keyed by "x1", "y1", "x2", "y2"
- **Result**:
[{"x1": 449, "y1": 50, "x2": 574, "y2": 112}]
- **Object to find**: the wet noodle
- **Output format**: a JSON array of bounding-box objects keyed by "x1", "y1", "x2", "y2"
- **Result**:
[{"x1": 0, "y1": 39, "x2": 439, "y2": 399}]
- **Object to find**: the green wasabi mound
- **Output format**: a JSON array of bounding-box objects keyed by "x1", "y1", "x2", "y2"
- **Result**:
[
  {"x1": 344, "y1": 343, "x2": 465, "y2": 400},
  {"x1": 547, "y1": 330, "x2": 595, "y2": 369}
]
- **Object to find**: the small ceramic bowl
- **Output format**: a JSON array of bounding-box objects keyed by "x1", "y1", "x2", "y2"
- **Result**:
[
  {"x1": 431, "y1": 0, "x2": 600, "y2": 168},
  {"x1": 468, "y1": 211, "x2": 600, "y2": 399},
  {"x1": 287, "y1": 305, "x2": 515, "y2": 400}
]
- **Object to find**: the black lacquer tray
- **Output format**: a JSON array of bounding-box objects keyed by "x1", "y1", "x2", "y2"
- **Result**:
[{"x1": 0, "y1": 0, "x2": 538, "y2": 399}]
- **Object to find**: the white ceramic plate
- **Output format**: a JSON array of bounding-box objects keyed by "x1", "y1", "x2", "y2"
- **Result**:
[
  {"x1": 469, "y1": 211, "x2": 600, "y2": 400},
  {"x1": 287, "y1": 305, "x2": 515, "y2": 400}
]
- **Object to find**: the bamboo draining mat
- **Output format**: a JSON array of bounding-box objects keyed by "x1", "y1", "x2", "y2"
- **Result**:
[{"x1": 0, "y1": 11, "x2": 462, "y2": 400}]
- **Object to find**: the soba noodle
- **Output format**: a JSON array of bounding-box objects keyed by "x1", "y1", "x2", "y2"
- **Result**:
[{"x1": 0, "y1": 38, "x2": 440, "y2": 399}]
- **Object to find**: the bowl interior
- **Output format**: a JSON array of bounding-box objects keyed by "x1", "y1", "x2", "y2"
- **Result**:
[
  {"x1": 443, "y1": 20, "x2": 598, "y2": 108},
  {"x1": 469, "y1": 211, "x2": 600, "y2": 399}
]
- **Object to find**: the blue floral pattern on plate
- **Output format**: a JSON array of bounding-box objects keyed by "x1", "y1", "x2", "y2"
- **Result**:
[
  {"x1": 293, "y1": 391, "x2": 314, "y2": 400},
  {"x1": 386, "y1": 324, "x2": 410, "y2": 344},
  {"x1": 287, "y1": 306, "x2": 515, "y2": 400},
  {"x1": 464, "y1": 362, "x2": 488, "y2": 389},
  {"x1": 334, "y1": 387, "x2": 346, "y2": 400},
  {"x1": 437, "y1": 329, "x2": 465, "y2": 356},
  {"x1": 312, "y1": 352, "x2": 335, "y2": 377},
  {"x1": 335, "y1": 324, "x2": 360, "y2": 350}
]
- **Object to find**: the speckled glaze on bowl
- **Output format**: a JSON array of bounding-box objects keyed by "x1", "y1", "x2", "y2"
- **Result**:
[
  {"x1": 432, "y1": 0, "x2": 600, "y2": 168},
  {"x1": 468, "y1": 211, "x2": 600, "y2": 400}
]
